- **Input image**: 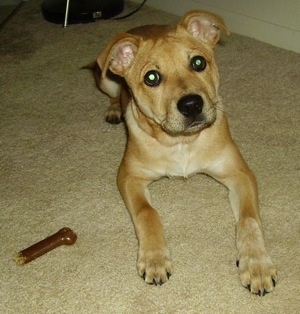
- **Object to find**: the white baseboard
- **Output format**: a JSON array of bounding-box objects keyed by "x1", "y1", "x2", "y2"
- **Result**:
[{"x1": 134, "y1": 0, "x2": 300, "y2": 53}]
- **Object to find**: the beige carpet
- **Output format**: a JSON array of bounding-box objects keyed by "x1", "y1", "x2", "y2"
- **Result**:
[{"x1": 1, "y1": 1, "x2": 299, "y2": 313}]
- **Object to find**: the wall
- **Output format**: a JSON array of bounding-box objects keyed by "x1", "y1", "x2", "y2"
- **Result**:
[{"x1": 132, "y1": 0, "x2": 300, "y2": 53}]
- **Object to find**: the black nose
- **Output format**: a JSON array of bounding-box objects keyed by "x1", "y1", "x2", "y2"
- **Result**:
[{"x1": 177, "y1": 94, "x2": 203, "y2": 118}]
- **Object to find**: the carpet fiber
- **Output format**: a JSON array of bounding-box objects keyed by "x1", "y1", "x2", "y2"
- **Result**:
[{"x1": 1, "y1": 1, "x2": 299, "y2": 313}]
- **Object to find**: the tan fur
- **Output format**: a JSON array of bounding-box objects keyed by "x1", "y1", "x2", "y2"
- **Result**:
[{"x1": 92, "y1": 10, "x2": 277, "y2": 295}]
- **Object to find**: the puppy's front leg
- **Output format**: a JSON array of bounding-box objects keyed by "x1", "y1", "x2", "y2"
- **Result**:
[
  {"x1": 118, "y1": 163, "x2": 172, "y2": 285},
  {"x1": 209, "y1": 143, "x2": 277, "y2": 295}
]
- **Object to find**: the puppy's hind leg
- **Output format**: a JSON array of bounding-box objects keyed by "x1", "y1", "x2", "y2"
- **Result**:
[
  {"x1": 100, "y1": 75, "x2": 123, "y2": 124},
  {"x1": 83, "y1": 61, "x2": 123, "y2": 124}
]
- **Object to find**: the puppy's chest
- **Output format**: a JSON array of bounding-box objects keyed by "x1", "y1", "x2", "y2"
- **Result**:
[{"x1": 163, "y1": 144, "x2": 202, "y2": 178}]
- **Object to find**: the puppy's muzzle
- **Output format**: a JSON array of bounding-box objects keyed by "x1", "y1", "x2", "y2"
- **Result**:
[
  {"x1": 177, "y1": 94, "x2": 203, "y2": 118},
  {"x1": 176, "y1": 94, "x2": 208, "y2": 131}
]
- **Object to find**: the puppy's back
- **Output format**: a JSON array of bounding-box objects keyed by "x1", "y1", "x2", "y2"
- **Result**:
[{"x1": 127, "y1": 24, "x2": 174, "y2": 40}]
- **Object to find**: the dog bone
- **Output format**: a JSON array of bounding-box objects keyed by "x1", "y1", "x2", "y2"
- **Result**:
[{"x1": 14, "y1": 227, "x2": 77, "y2": 265}]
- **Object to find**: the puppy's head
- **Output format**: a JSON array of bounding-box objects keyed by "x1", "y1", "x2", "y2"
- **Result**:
[{"x1": 98, "y1": 10, "x2": 230, "y2": 135}]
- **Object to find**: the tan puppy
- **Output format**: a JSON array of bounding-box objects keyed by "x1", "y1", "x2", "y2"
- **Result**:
[{"x1": 92, "y1": 10, "x2": 277, "y2": 295}]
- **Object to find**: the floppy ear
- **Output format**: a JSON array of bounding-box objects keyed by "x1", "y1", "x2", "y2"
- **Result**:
[
  {"x1": 180, "y1": 10, "x2": 230, "y2": 47},
  {"x1": 97, "y1": 34, "x2": 141, "y2": 77}
]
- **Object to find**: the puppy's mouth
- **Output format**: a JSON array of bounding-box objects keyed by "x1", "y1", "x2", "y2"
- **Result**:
[
  {"x1": 184, "y1": 115, "x2": 215, "y2": 133},
  {"x1": 161, "y1": 114, "x2": 215, "y2": 135},
  {"x1": 186, "y1": 120, "x2": 207, "y2": 132}
]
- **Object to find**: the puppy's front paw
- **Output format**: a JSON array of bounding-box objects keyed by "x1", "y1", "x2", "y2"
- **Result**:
[
  {"x1": 137, "y1": 249, "x2": 172, "y2": 285},
  {"x1": 237, "y1": 252, "x2": 277, "y2": 296}
]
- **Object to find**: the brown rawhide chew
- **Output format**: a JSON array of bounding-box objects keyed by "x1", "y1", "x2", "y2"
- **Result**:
[{"x1": 14, "y1": 227, "x2": 77, "y2": 265}]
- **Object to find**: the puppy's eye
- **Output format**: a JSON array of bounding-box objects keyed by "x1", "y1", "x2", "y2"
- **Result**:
[
  {"x1": 144, "y1": 70, "x2": 161, "y2": 87},
  {"x1": 191, "y1": 56, "x2": 206, "y2": 72}
]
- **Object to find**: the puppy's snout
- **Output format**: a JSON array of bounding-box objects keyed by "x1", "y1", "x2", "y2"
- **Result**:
[{"x1": 177, "y1": 94, "x2": 203, "y2": 118}]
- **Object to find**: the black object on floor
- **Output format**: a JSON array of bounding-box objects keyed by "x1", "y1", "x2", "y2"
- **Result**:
[{"x1": 41, "y1": 0, "x2": 124, "y2": 24}]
